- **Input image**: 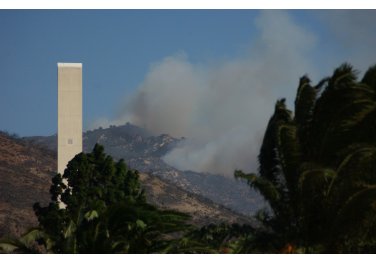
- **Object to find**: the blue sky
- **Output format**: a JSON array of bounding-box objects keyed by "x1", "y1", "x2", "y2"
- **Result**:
[
  {"x1": 0, "y1": 10, "x2": 256, "y2": 136},
  {"x1": 0, "y1": 10, "x2": 376, "y2": 141}
]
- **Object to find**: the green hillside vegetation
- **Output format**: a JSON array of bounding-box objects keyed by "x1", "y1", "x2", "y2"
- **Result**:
[{"x1": 1, "y1": 63, "x2": 376, "y2": 253}]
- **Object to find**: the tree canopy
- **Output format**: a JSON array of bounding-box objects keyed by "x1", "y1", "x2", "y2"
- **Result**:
[
  {"x1": 236, "y1": 63, "x2": 376, "y2": 253},
  {"x1": 32, "y1": 144, "x2": 192, "y2": 253}
]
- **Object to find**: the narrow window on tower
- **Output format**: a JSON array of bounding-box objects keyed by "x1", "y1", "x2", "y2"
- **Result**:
[{"x1": 68, "y1": 138, "x2": 73, "y2": 145}]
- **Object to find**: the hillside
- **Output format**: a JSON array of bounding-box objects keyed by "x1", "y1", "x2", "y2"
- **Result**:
[
  {"x1": 26, "y1": 123, "x2": 264, "y2": 216},
  {"x1": 138, "y1": 173, "x2": 253, "y2": 226},
  {"x1": 0, "y1": 131, "x2": 254, "y2": 239},
  {"x1": 0, "y1": 132, "x2": 55, "y2": 238}
]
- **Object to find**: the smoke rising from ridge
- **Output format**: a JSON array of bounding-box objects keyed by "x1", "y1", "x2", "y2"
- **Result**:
[
  {"x1": 86, "y1": 11, "x2": 320, "y2": 175},
  {"x1": 112, "y1": 10, "x2": 318, "y2": 176}
]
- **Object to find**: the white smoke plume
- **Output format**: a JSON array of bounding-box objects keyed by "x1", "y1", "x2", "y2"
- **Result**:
[{"x1": 110, "y1": 11, "x2": 319, "y2": 175}]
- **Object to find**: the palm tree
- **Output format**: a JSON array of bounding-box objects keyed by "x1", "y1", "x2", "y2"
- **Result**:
[{"x1": 236, "y1": 63, "x2": 376, "y2": 253}]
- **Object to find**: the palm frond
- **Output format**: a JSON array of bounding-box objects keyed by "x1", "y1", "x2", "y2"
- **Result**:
[
  {"x1": 299, "y1": 168, "x2": 336, "y2": 198},
  {"x1": 328, "y1": 63, "x2": 358, "y2": 90},
  {"x1": 332, "y1": 186, "x2": 376, "y2": 247},
  {"x1": 361, "y1": 64, "x2": 376, "y2": 90},
  {"x1": 235, "y1": 170, "x2": 281, "y2": 214},
  {"x1": 294, "y1": 75, "x2": 317, "y2": 132},
  {"x1": 277, "y1": 124, "x2": 301, "y2": 198},
  {"x1": 333, "y1": 146, "x2": 376, "y2": 195},
  {"x1": 258, "y1": 99, "x2": 292, "y2": 184}
]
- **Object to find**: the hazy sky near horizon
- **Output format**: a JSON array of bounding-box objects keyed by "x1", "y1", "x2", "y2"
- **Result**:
[{"x1": 1, "y1": 10, "x2": 376, "y2": 175}]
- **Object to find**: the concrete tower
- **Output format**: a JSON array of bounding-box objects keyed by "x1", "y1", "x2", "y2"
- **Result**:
[{"x1": 57, "y1": 63, "x2": 82, "y2": 175}]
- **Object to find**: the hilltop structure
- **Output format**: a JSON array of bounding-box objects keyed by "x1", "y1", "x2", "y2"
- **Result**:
[{"x1": 57, "y1": 63, "x2": 82, "y2": 174}]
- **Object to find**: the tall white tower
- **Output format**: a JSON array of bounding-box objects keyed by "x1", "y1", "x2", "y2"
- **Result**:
[{"x1": 57, "y1": 63, "x2": 82, "y2": 175}]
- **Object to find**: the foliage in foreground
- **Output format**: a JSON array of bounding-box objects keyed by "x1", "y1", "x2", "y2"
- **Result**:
[
  {"x1": 236, "y1": 63, "x2": 376, "y2": 253},
  {"x1": 0, "y1": 143, "x2": 251, "y2": 254},
  {"x1": 12, "y1": 144, "x2": 194, "y2": 253}
]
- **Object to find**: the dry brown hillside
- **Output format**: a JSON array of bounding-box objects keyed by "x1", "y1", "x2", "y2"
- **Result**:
[
  {"x1": 139, "y1": 173, "x2": 253, "y2": 226},
  {"x1": 0, "y1": 132, "x2": 55, "y2": 238},
  {"x1": 0, "y1": 131, "x2": 253, "y2": 239}
]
